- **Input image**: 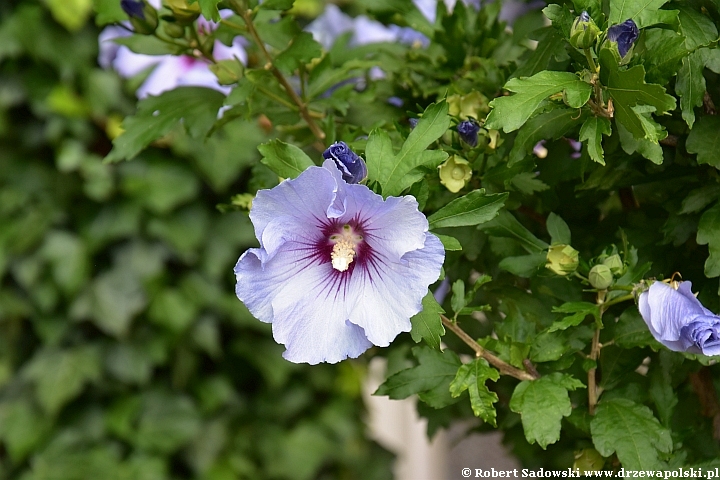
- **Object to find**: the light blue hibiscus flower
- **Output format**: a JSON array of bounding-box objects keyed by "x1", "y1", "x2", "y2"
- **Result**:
[
  {"x1": 234, "y1": 160, "x2": 445, "y2": 364},
  {"x1": 639, "y1": 281, "x2": 720, "y2": 356}
]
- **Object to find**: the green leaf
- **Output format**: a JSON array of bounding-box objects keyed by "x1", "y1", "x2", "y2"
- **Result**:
[
  {"x1": 427, "y1": 189, "x2": 508, "y2": 229},
  {"x1": 547, "y1": 212, "x2": 571, "y2": 245},
  {"x1": 93, "y1": 0, "x2": 126, "y2": 25},
  {"x1": 617, "y1": 119, "x2": 664, "y2": 165},
  {"x1": 274, "y1": 33, "x2": 323, "y2": 74},
  {"x1": 509, "y1": 373, "x2": 585, "y2": 449},
  {"x1": 46, "y1": 0, "x2": 93, "y2": 31},
  {"x1": 602, "y1": 56, "x2": 676, "y2": 141},
  {"x1": 512, "y1": 28, "x2": 569, "y2": 79},
  {"x1": 614, "y1": 307, "x2": 659, "y2": 348},
  {"x1": 434, "y1": 233, "x2": 462, "y2": 251},
  {"x1": 548, "y1": 302, "x2": 601, "y2": 332},
  {"x1": 449, "y1": 359, "x2": 500, "y2": 425},
  {"x1": 499, "y1": 253, "x2": 547, "y2": 277},
  {"x1": 451, "y1": 280, "x2": 466, "y2": 314},
  {"x1": 367, "y1": 101, "x2": 451, "y2": 197},
  {"x1": 257, "y1": 139, "x2": 315, "y2": 179},
  {"x1": 697, "y1": 202, "x2": 720, "y2": 278},
  {"x1": 687, "y1": 116, "x2": 720, "y2": 169},
  {"x1": 106, "y1": 87, "x2": 226, "y2": 162},
  {"x1": 642, "y1": 29, "x2": 689, "y2": 85},
  {"x1": 579, "y1": 116, "x2": 612, "y2": 165},
  {"x1": 676, "y1": 49, "x2": 706, "y2": 128},
  {"x1": 374, "y1": 346, "x2": 462, "y2": 409},
  {"x1": 542, "y1": 4, "x2": 575, "y2": 38},
  {"x1": 259, "y1": 0, "x2": 295, "y2": 10},
  {"x1": 680, "y1": 185, "x2": 720, "y2": 215},
  {"x1": 609, "y1": 0, "x2": 674, "y2": 29},
  {"x1": 23, "y1": 346, "x2": 102, "y2": 415},
  {"x1": 485, "y1": 71, "x2": 592, "y2": 133},
  {"x1": 509, "y1": 107, "x2": 586, "y2": 166},
  {"x1": 509, "y1": 172, "x2": 550, "y2": 195},
  {"x1": 591, "y1": 398, "x2": 673, "y2": 470},
  {"x1": 677, "y1": 5, "x2": 718, "y2": 50},
  {"x1": 478, "y1": 210, "x2": 549, "y2": 253},
  {"x1": 0, "y1": 402, "x2": 48, "y2": 462},
  {"x1": 192, "y1": 0, "x2": 221, "y2": 21},
  {"x1": 409, "y1": 292, "x2": 446, "y2": 350}
]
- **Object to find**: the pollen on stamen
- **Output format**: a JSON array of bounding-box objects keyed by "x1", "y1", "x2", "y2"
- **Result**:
[{"x1": 331, "y1": 239, "x2": 356, "y2": 272}]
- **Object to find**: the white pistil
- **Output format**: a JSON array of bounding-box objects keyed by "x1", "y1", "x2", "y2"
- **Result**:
[
  {"x1": 331, "y1": 239, "x2": 356, "y2": 272},
  {"x1": 329, "y1": 225, "x2": 363, "y2": 272}
]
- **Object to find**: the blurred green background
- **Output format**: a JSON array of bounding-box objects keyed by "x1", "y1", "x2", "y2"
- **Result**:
[{"x1": 0, "y1": 1, "x2": 395, "y2": 478}]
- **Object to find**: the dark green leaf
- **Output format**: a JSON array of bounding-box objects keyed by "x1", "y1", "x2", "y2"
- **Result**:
[
  {"x1": 512, "y1": 28, "x2": 569, "y2": 79},
  {"x1": 547, "y1": 212, "x2": 571, "y2": 245},
  {"x1": 509, "y1": 107, "x2": 585, "y2": 166},
  {"x1": 259, "y1": 0, "x2": 295, "y2": 10},
  {"x1": 257, "y1": 139, "x2": 315, "y2": 179},
  {"x1": 680, "y1": 184, "x2": 720, "y2": 215},
  {"x1": 697, "y1": 202, "x2": 720, "y2": 278},
  {"x1": 591, "y1": 398, "x2": 672, "y2": 470},
  {"x1": 677, "y1": 5, "x2": 718, "y2": 50},
  {"x1": 427, "y1": 189, "x2": 508, "y2": 229},
  {"x1": 510, "y1": 373, "x2": 585, "y2": 449},
  {"x1": 274, "y1": 33, "x2": 323, "y2": 74},
  {"x1": 106, "y1": 88, "x2": 225, "y2": 162},
  {"x1": 434, "y1": 233, "x2": 462, "y2": 251},
  {"x1": 687, "y1": 116, "x2": 720, "y2": 169},
  {"x1": 579, "y1": 116, "x2": 612, "y2": 165},
  {"x1": 676, "y1": 49, "x2": 706, "y2": 128},
  {"x1": 374, "y1": 346, "x2": 462, "y2": 409},
  {"x1": 499, "y1": 253, "x2": 547, "y2": 277},
  {"x1": 609, "y1": 0, "x2": 675, "y2": 28},
  {"x1": 451, "y1": 280, "x2": 466, "y2": 314},
  {"x1": 410, "y1": 292, "x2": 446, "y2": 350},
  {"x1": 548, "y1": 302, "x2": 600, "y2": 332},
  {"x1": 478, "y1": 210, "x2": 549, "y2": 253},
  {"x1": 449, "y1": 359, "x2": 500, "y2": 425},
  {"x1": 614, "y1": 307, "x2": 658, "y2": 348}
]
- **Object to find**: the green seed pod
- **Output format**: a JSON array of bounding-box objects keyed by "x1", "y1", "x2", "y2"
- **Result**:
[
  {"x1": 573, "y1": 448, "x2": 605, "y2": 474},
  {"x1": 162, "y1": 20, "x2": 186, "y2": 38},
  {"x1": 589, "y1": 264, "x2": 613, "y2": 289},
  {"x1": 545, "y1": 244, "x2": 579, "y2": 276},
  {"x1": 164, "y1": 0, "x2": 201, "y2": 25}
]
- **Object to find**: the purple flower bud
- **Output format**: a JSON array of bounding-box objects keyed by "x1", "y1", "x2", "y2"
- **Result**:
[
  {"x1": 579, "y1": 10, "x2": 590, "y2": 23},
  {"x1": 457, "y1": 119, "x2": 480, "y2": 147},
  {"x1": 639, "y1": 281, "x2": 720, "y2": 356},
  {"x1": 322, "y1": 141, "x2": 368, "y2": 184},
  {"x1": 607, "y1": 19, "x2": 639, "y2": 58},
  {"x1": 121, "y1": 0, "x2": 145, "y2": 19},
  {"x1": 409, "y1": 118, "x2": 419, "y2": 129}
]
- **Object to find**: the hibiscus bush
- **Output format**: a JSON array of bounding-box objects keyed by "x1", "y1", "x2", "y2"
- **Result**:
[{"x1": 4, "y1": 0, "x2": 720, "y2": 476}]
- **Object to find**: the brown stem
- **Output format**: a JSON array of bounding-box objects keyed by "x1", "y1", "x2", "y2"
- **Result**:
[
  {"x1": 240, "y1": 10, "x2": 326, "y2": 143},
  {"x1": 588, "y1": 327, "x2": 601, "y2": 415},
  {"x1": 441, "y1": 315, "x2": 538, "y2": 382}
]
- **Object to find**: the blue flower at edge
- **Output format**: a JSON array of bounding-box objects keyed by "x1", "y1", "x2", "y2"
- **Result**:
[
  {"x1": 322, "y1": 141, "x2": 368, "y2": 184},
  {"x1": 639, "y1": 281, "x2": 720, "y2": 356},
  {"x1": 607, "y1": 19, "x2": 639, "y2": 58},
  {"x1": 121, "y1": 0, "x2": 145, "y2": 20},
  {"x1": 457, "y1": 120, "x2": 480, "y2": 147},
  {"x1": 234, "y1": 160, "x2": 445, "y2": 364}
]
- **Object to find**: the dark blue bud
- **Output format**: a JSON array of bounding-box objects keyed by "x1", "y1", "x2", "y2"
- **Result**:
[
  {"x1": 121, "y1": 0, "x2": 145, "y2": 19},
  {"x1": 409, "y1": 118, "x2": 419, "y2": 129},
  {"x1": 607, "y1": 19, "x2": 639, "y2": 58},
  {"x1": 457, "y1": 119, "x2": 480, "y2": 147},
  {"x1": 323, "y1": 141, "x2": 368, "y2": 184}
]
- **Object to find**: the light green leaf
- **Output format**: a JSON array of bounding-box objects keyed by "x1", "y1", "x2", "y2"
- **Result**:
[
  {"x1": 617, "y1": 119, "x2": 664, "y2": 165},
  {"x1": 106, "y1": 87, "x2": 226, "y2": 162},
  {"x1": 428, "y1": 189, "x2": 508, "y2": 229},
  {"x1": 274, "y1": 33, "x2": 323, "y2": 74},
  {"x1": 697, "y1": 202, "x2": 720, "y2": 278},
  {"x1": 676, "y1": 49, "x2": 706, "y2": 128},
  {"x1": 609, "y1": 0, "x2": 674, "y2": 28},
  {"x1": 374, "y1": 346, "x2": 462, "y2": 409},
  {"x1": 486, "y1": 72, "x2": 592, "y2": 132},
  {"x1": 450, "y1": 359, "x2": 500, "y2": 425},
  {"x1": 192, "y1": 0, "x2": 221, "y2": 21},
  {"x1": 509, "y1": 107, "x2": 586, "y2": 166},
  {"x1": 591, "y1": 398, "x2": 673, "y2": 470},
  {"x1": 546, "y1": 212, "x2": 571, "y2": 245},
  {"x1": 451, "y1": 280, "x2": 466, "y2": 314},
  {"x1": 434, "y1": 233, "x2": 462, "y2": 251},
  {"x1": 510, "y1": 373, "x2": 585, "y2": 449},
  {"x1": 410, "y1": 292, "x2": 446, "y2": 350},
  {"x1": 687, "y1": 115, "x2": 720, "y2": 169},
  {"x1": 579, "y1": 116, "x2": 612, "y2": 165},
  {"x1": 93, "y1": 0, "x2": 126, "y2": 25},
  {"x1": 548, "y1": 302, "x2": 601, "y2": 332},
  {"x1": 257, "y1": 139, "x2": 315, "y2": 179},
  {"x1": 46, "y1": 0, "x2": 93, "y2": 31}
]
